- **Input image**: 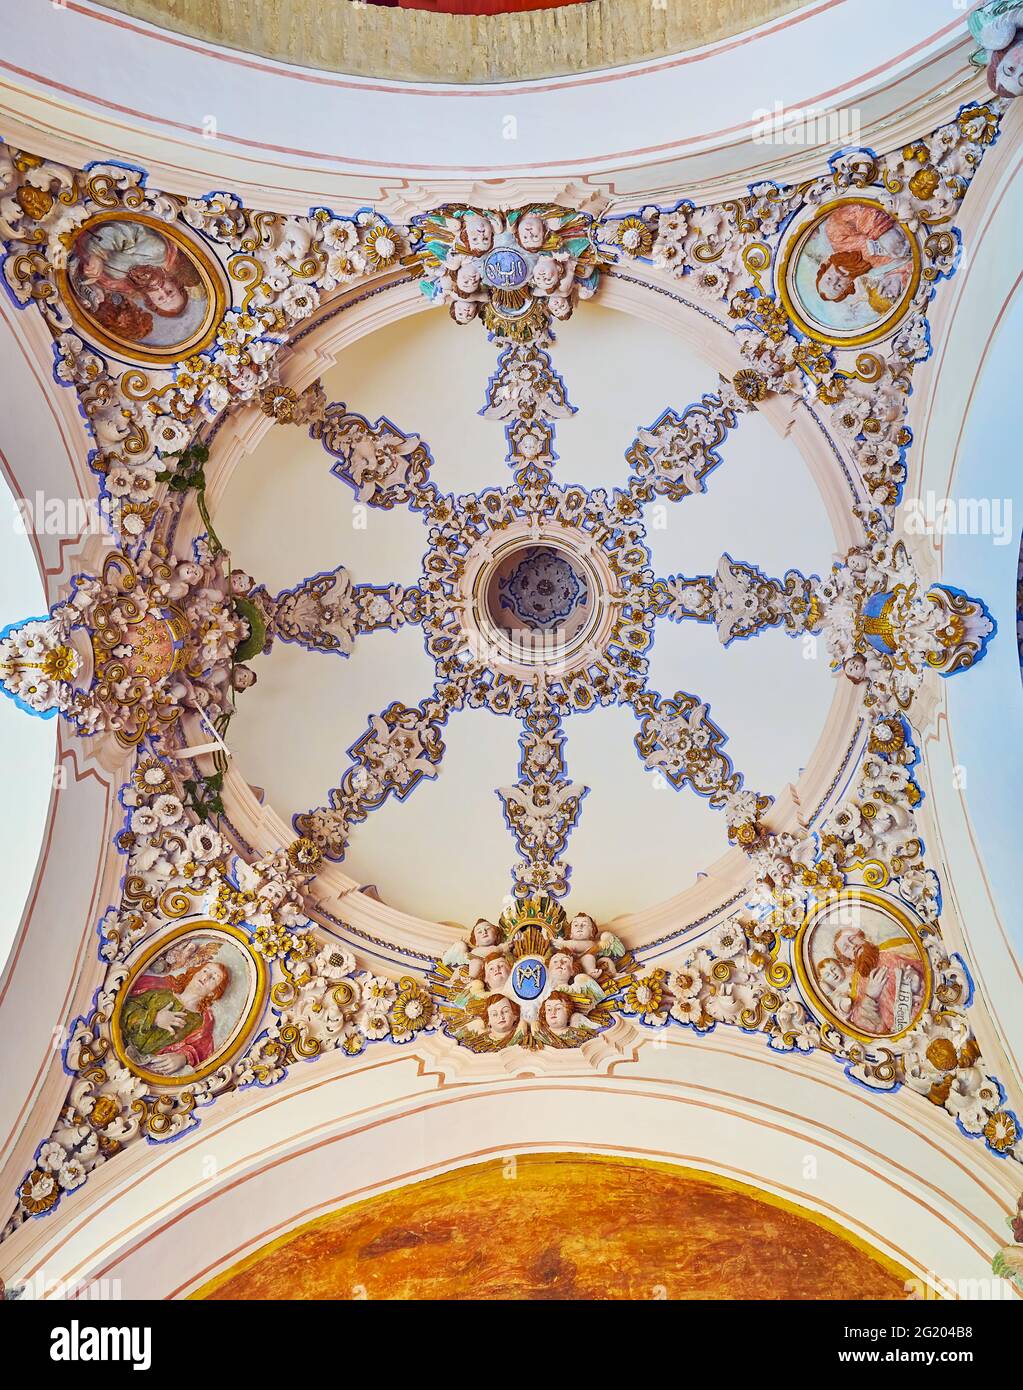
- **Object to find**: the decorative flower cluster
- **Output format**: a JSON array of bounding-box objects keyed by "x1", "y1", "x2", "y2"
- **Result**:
[
  {"x1": 621, "y1": 919, "x2": 820, "y2": 1051},
  {"x1": 601, "y1": 102, "x2": 1004, "y2": 522},
  {"x1": 267, "y1": 936, "x2": 436, "y2": 1061},
  {"x1": 2, "y1": 740, "x2": 435, "y2": 1238},
  {"x1": 0, "y1": 149, "x2": 406, "y2": 543}
]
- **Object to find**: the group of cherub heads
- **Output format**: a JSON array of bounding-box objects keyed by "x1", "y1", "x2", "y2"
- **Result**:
[
  {"x1": 438, "y1": 909, "x2": 627, "y2": 1050},
  {"x1": 827, "y1": 536, "x2": 991, "y2": 698},
  {"x1": 438, "y1": 209, "x2": 593, "y2": 328}
]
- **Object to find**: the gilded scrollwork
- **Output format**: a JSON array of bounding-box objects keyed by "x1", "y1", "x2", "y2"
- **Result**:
[
  {"x1": 0, "y1": 542, "x2": 256, "y2": 747},
  {"x1": 1, "y1": 100, "x2": 1020, "y2": 1251},
  {"x1": 0, "y1": 147, "x2": 407, "y2": 544}
]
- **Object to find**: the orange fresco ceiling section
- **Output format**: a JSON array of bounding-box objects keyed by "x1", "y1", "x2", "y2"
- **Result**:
[{"x1": 195, "y1": 1153, "x2": 913, "y2": 1300}]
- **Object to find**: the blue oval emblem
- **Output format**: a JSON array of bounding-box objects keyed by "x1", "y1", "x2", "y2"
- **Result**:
[
  {"x1": 483, "y1": 247, "x2": 530, "y2": 289},
  {"x1": 511, "y1": 957, "x2": 547, "y2": 1001}
]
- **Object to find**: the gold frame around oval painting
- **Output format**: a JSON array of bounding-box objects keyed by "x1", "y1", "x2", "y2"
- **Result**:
[
  {"x1": 56, "y1": 210, "x2": 227, "y2": 366},
  {"x1": 110, "y1": 920, "x2": 268, "y2": 1087},
  {"x1": 777, "y1": 197, "x2": 922, "y2": 349},
  {"x1": 794, "y1": 889, "x2": 932, "y2": 1045}
]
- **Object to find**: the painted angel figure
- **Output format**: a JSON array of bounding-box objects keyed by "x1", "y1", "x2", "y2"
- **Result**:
[
  {"x1": 467, "y1": 992, "x2": 522, "y2": 1045},
  {"x1": 514, "y1": 210, "x2": 550, "y2": 252},
  {"x1": 530, "y1": 253, "x2": 577, "y2": 298},
  {"x1": 458, "y1": 210, "x2": 502, "y2": 256},
  {"x1": 449, "y1": 299, "x2": 480, "y2": 325},
  {"x1": 834, "y1": 542, "x2": 893, "y2": 596},
  {"x1": 968, "y1": 1, "x2": 1023, "y2": 96},
  {"x1": 839, "y1": 648, "x2": 886, "y2": 688},
  {"x1": 547, "y1": 946, "x2": 606, "y2": 1003},
  {"x1": 443, "y1": 255, "x2": 486, "y2": 301},
  {"x1": 417, "y1": 208, "x2": 497, "y2": 277}
]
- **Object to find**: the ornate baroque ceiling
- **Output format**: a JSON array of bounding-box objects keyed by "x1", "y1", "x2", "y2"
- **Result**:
[{"x1": 0, "y1": 0, "x2": 1021, "y2": 1309}]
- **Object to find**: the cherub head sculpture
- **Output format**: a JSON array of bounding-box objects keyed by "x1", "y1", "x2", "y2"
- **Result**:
[
  {"x1": 843, "y1": 653, "x2": 868, "y2": 685},
  {"x1": 463, "y1": 212, "x2": 494, "y2": 255},
  {"x1": 541, "y1": 991, "x2": 576, "y2": 1033},
  {"x1": 449, "y1": 299, "x2": 479, "y2": 324},
  {"x1": 454, "y1": 261, "x2": 482, "y2": 295},
  {"x1": 531, "y1": 255, "x2": 562, "y2": 295},
  {"x1": 470, "y1": 918, "x2": 500, "y2": 949},
  {"x1": 482, "y1": 951, "x2": 512, "y2": 991},
  {"x1": 568, "y1": 912, "x2": 599, "y2": 943},
  {"x1": 548, "y1": 950, "x2": 577, "y2": 990},
  {"x1": 484, "y1": 993, "x2": 520, "y2": 1038},
  {"x1": 516, "y1": 211, "x2": 547, "y2": 252}
]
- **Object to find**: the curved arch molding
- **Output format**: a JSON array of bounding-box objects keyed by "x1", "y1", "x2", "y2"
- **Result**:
[
  {"x1": 0, "y1": 0, "x2": 989, "y2": 208},
  {"x1": 1, "y1": 1036, "x2": 1017, "y2": 1298},
  {"x1": 92, "y1": 0, "x2": 809, "y2": 83}
]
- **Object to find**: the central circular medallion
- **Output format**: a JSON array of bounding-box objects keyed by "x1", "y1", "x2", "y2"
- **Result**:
[
  {"x1": 494, "y1": 545, "x2": 588, "y2": 633},
  {"x1": 471, "y1": 536, "x2": 607, "y2": 672},
  {"x1": 483, "y1": 247, "x2": 531, "y2": 290}
]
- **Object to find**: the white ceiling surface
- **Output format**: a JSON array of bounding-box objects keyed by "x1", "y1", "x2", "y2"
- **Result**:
[
  {"x1": 219, "y1": 303, "x2": 836, "y2": 924},
  {"x1": 1, "y1": 0, "x2": 965, "y2": 184},
  {"x1": 0, "y1": 487, "x2": 57, "y2": 973}
]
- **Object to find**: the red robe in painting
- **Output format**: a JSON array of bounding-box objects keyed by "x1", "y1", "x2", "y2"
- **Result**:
[
  {"x1": 821, "y1": 205, "x2": 914, "y2": 295},
  {"x1": 129, "y1": 972, "x2": 216, "y2": 1067},
  {"x1": 848, "y1": 946, "x2": 925, "y2": 1035}
]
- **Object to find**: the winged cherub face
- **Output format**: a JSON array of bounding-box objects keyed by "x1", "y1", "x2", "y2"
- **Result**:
[
  {"x1": 455, "y1": 262, "x2": 482, "y2": 294},
  {"x1": 463, "y1": 214, "x2": 494, "y2": 254},
  {"x1": 516, "y1": 212, "x2": 546, "y2": 251}
]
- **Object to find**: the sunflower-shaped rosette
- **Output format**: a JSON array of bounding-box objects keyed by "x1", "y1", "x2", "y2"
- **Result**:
[{"x1": 429, "y1": 895, "x2": 633, "y2": 1053}]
